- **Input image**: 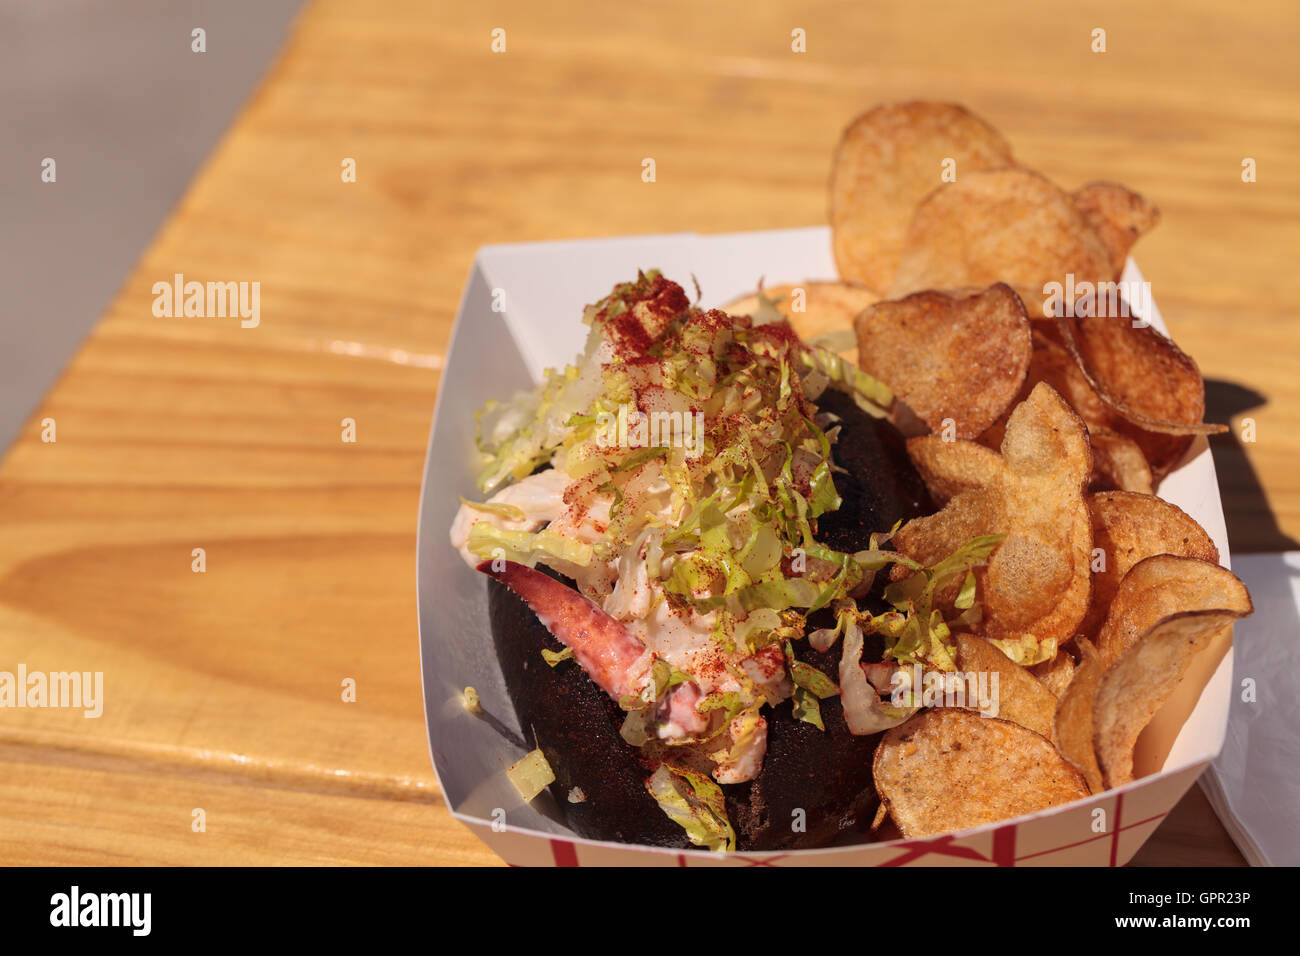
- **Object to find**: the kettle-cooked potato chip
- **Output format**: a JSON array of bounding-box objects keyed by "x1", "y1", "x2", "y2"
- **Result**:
[
  {"x1": 1083, "y1": 492, "x2": 1219, "y2": 639},
  {"x1": 1089, "y1": 428, "x2": 1155, "y2": 494},
  {"x1": 1093, "y1": 553, "x2": 1247, "y2": 668},
  {"x1": 1056, "y1": 314, "x2": 1226, "y2": 474},
  {"x1": 889, "y1": 168, "x2": 1113, "y2": 312},
  {"x1": 874, "y1": 709, "x2": 1090, "y2": 837},
  {"x1": 904, "y1": 434, "x2": 1003, "y2": 507},
  {"x1": 1052, "y1": 638, "x2": 1106, "y2": 793},
  {"x1": 830, "y1": 102, "x2": 1015, "y2": 294},
  {"x1": 981, "y1": 331, "x2": 1193, "y2": 491},
  {"x1": 893, "y1": 383, "x2": 1093, "y2": 663},
  {"x1": 815, "y1": 99, "x2": 1250, "y2": 831},
  {"x1": 953, "y1": 632, "x2": 1058, "y2": 738},
  {"x1": 854, "y1": 283, "x2": 1032, "y2": 440},
  {"x1": 1031, "y1": 649, "x2": 1078, "y2": 699},
  {"x1": 1094, "y1": 608, "x2": 1250, "y2": 788},
  {"x1": 1072, "y1": 182, "x2": 1161, "y2": 279},
  {"x1": 1049, "y1": 536, "x2": 1247, "y2": 797},
  {"x1": 977, "y1": 331, "x2": 1100, "y2": 445}
]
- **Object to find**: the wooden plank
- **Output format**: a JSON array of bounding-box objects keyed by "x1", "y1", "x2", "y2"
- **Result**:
[{"x1": 0, "y1": 745, "x2": 496, "y2": 866}]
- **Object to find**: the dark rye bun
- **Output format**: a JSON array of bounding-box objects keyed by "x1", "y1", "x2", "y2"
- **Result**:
[{"x1": 486, "y1": 387, "x2": 931, "y2": 850}]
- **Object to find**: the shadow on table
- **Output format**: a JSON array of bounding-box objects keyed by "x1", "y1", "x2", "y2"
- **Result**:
[{"x1": 1203, "y1": 379, "x2": 1299, "y2": 554}]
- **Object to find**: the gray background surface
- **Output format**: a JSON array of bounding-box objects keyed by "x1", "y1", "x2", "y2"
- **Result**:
[{"x1": 0, "y1": 1, "x2": 304, "y2": 453}]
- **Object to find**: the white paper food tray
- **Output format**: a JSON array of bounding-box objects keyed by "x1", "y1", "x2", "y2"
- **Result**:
[{"x1": 416, "y1": 226, "x2": 1234, "y2": 866}]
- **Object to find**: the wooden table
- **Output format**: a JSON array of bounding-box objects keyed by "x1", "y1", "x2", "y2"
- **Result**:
[{"x1": 2, "y1": 0, "x2": 1295, "y2": 866}]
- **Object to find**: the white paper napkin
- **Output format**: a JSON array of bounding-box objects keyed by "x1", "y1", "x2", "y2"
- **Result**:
[{"x1": 1199, "y1": 551, "x2": 1300, "y2": 866}]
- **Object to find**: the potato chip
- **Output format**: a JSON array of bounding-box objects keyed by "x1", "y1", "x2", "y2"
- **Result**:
[
  {"x1": 1045, "y1": 556, "x2": 1247, "y2": 796},
  {"x1": 854, "y1": 283, "x2": 1031, "y2": 439},
  {"x1": 953, "y1": 632, "x2": 1058, "y2": 738},
  {"x1": 1056, "y1": 314, "x2": 1226, "y2": 474},
  {"x1": 988, "y1": 331, "x2": 1115, "y2": 434},
  {"x1": 1024, "y1": 330, "x2": 1111, "y2": 422},
  {"x1": 893, "y1": 383, "x2": 1092, "y2": 662},
  {"x1": 1089, "y1": 428, "x2": 1154, "y2": 494},
  {"x1": 987, "y1": 319, "x2": 1211, "y2": 481},
  {"x1": 723, "y1": 281, "x2": 877, "y2": 353},
  {"x1": 1094, "y1": 608, "x2": 1250, "y2": 788},
  {"x1": 1072, "y1": 182, "x2": 1160, "y2": 278},
  {"x1": 1052, "y1": 639, "x2": 1105, "y2": 793},
  {"x1": 977, "y1": 332, "x2": 1081, "y2": 446},
  {"x1": 904, "y1": 436, "x2": 1002, "y2": 507},
  {"x1": 830, "y1": 102, "x2": 1015, "y2": 293},
  {"x1": 980, "y1": 333, "x2": 1167, "y2": 491},
  {"x1": 1083, "y1": 492, "x2": 1219, "y2": 639},
  {"x1": 1093, "y1": 554, "x2": 1248, "y2": 668},
  {"x1": 1031, "y1": 650, "x2": 1077, "y2": 699},
  {"x1": 889, "y1": 168, "x2": 1113, "y2": 312},
  {"x1": 874, "y1": 709, "x2": 1089, "y2": 837}
]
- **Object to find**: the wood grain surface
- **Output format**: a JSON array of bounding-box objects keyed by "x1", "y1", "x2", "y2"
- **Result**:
[{"x1": 2, "y1": 0, "x2": 1296, "y2": 866}]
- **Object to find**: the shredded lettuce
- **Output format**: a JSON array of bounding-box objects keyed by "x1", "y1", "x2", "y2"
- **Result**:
[
  {"x1": 790, "y1": 686, "x2": 824, "y2": 730},
  {"x1": 784, "y1": 641, "x2": 839, "y2": 731},
  {"x1": 807, "y1": 328, "x2": 858, "y2": 353},
  {"x1": 954, "y1": 570, "x2": 979, "y2": 610},
  {"x1": 798, "y1": 346, "x2": 893, "y2": 417},
  {"x1": 506, "y1": 749, "x2": 555, "y2": 802},
  {"x1": 785, "y1": 646, "x2": 839, "y2": 700},
  {"x1": 541, "y1": 647, "x2": 574, "y2": 667},
  {"x1": 620, "y1": 708, "x2": 651, "y2": 747},
  {"x1": 733, "y1": 608, "x2": 782, "y2": 649},
  {"x1": 458, "y1": 496, "x2": 527, "y2": 522},
  {"x1": 475, "y1": 319, "x2": 613, "y2": 494},
  {"x1": 988, "y1": 633, "x2": 1058, "y2": 667},
  {"x1": 880, "y1": 533, "x2": 1005, "y2": 670},
  {"x1": 466, "y1": 523, "x2": 595, "y2": 568},
  {"x1": 711, "y1": 705, "x2": 767, "y2": 767},
  {"x1": 646, "y1": 764, "x2": 736, "y2": 852},
  {"x1": 839, "y1": 615, "x2": 917, "y2": 734},
  {"x1": 692, "y1": 576, "x2": 822, "y2": 615},
  {"x1": 696, "y1": 691, "x2": 744, "y2": 722}
]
